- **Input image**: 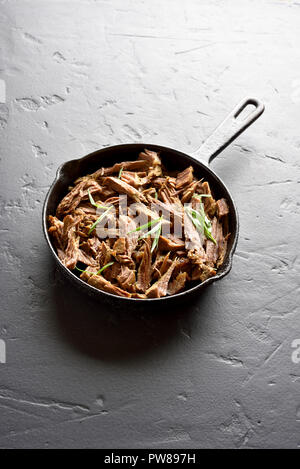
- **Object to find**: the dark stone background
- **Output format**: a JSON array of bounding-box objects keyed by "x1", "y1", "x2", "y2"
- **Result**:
[{"x1": 0, "y1": 0, "x2": 299, "y2": 449}]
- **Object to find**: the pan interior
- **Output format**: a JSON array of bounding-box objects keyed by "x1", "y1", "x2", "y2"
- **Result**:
[{"x1": 44, "y1": 143, "x2": 238, "y2": 297}]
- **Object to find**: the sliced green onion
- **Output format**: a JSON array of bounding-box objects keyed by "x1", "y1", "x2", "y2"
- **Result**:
[
  {"x1": 74, "y1": 266, "x2": 88, "y2": 274},
  {"x1": 88, "y1": 189, "x2": 107, "y2": 210},
  {"x1": 118, "y1": 167, "x2": 123, "y2": 179},
  {"x1": 138, "y1": 220, "x2": 162, "y2": 240},
  {"x1": 185, "y1": 205, "x2": 216, "y2": 244},
  {"x1": 192, "y1": 193, "x2": 212, "y2": 200},
  {"x1": 88, "y1": 206, "x2": 113, "y2": 234},
  {"x1": 74, "y1": 262, "x2": 114, "y2": 276},
  {"x1": 151, "y1": 222, "x2": 162, "y2": 253},
  {"x1": 97, "y1": 262, "x2": 114, "y2": 275},
  {"x1": 127, "y1": 216, "x2": 163, "y2": 235},
  {"x1": 204, "y1": 224, "x2": 216, "y2": 244}
]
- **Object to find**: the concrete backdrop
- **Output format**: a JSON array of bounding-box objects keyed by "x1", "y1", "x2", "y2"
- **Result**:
[{"x1": 0, "y1": 0, "x2": 299, "y2": 448}]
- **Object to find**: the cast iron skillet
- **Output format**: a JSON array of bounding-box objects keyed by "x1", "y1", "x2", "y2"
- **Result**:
[{"x1": 43, "y1": 97, "x2": 264, "y2": 304}]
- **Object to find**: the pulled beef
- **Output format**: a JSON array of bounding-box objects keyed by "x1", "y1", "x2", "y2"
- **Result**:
[
  {"x1": 217, "y1": 198, "x2": 229, "y2": 218},
  {"x1": 158, "y1": 235, "x2": 185, "y2": 251},
  {"x1": 138, "y1": 150, "x2": 162, "y2": 178},
  {"x1": 138, "y1": 149, "x2": 161, "y2": 166},
  {"x1": 98, "y1": 241, "x2": 112, "y2": 267},
  {"x1": 91, "y1": 160, "x2": 149, "y2": 179},
  {"x1": 151, "y1": 253, "x2": 166, "y2": 280},
  {"x1": 128, "y1": 202, "x2": 160, "y2": 224},
  {"x1": 136, "y1": 238, "x2": 152, "y2": 292},
  {"x1": 201, "y1": 181, "x2": 217, "y2": 216},
  {"x1": 181, "y1": 181, "x2": 198, "y2": 204},
  {"x1": 104, "y1": 262, "x2": 122, "y2": 283},
  {"x1": 205, "y1": 217, "x2": 228, "y2": 268},
  {"x1": 103, "y1": 176, "x2": 147, "y2": 203},
  {"x1": 113, "y1": 237, "x2": 127, "y2": 256},
  {"x1": 117, "y1": 265, "x2": 136, "y2": 292},
  {"x1": 113, "y1": 237, "x2": 135, "y2": 268},
  {"x1": 216, "y1": 222, "x2": 229, "y2": 268},
  {"x1": 81, "y1": 271, "x2": 131, "y2": 298},
  {"x1": 159, "y1": 252, "x2": 172, "y2": 276},
  {"x1": 48, "y1": 215, "x2": 64, "y2": 254},
  {"x1": 142, "y1": 187, "x2": 157, "y2": 201},
  {"x1": 78, "y1": 249, "x2": 98, "y2": 267},
  {"x1": 172, "y1": 257, "x2": 190, "y2": 277},
  {"x1": 56, "y1": 179, "x2": 102, "y2": 217},
  {"x1": 176, "y1": 166, "x2": 193, "y2": 189},
  {"x1": 168, "y1": 272, "x2": 187, "y2": 295},
  {"x1": 158, "y1": 177, "x2": 180, "y2": 206},
  {"x1": 191, "y1": 263, "x2": 216, "y2": 282},
  {"x1": 49, "y1": 213, "x2": 83, "y2": 269},
  {"x1": 184, "y1": 213, "x2": 204, "y2": 253},
  {"x1": 49, "y1": 149, "x2": 230, "y2": 298},
  {"x1": 80, "y1": 236, "x2": 101, "y2": 258},
  {"x1": 146, "y1": 260, "x2": 178, "y2": 298},
  {"x1": 188, "y1": 247, "x2": 207, "y2": 265},
  {"x1": 120, "y1": 171, "x2": 148, "y2": 188},
  {"x1": 61, "y1": 214, "x2": 81, "y2": 269},
  {"x1": 75, "y1": 203, "x2": 96, "y2": 216},
  {"x1": 151, "y1": 198, "x2": 183, "y2": 227},
  {"x1": 206, "y1": 217, "x2": 219, "y2": 266}
]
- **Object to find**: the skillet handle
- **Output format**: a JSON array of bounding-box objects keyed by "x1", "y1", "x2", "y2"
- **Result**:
[{"x1": 192, "y1": 97, "x2": 265, "y2": 165}]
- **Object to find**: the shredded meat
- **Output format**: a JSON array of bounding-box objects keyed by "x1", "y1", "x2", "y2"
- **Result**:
[
  {"x1": 181, "y1": 181, "x2": 198, "y2": 204},
  {"x1": 136, "y1": 238, "x2": 152, "y2": 292},
  {"x1": 201, "y1": 181, "x2": 217, "y2": 216},
  {"x1": 217, "y1": 198, "x2": 229, "y2": 218},
  {"x1": 56, "y1": 179, "x2": 102, "y2": 217},
  {"x1": 91, "y1": 160, "x2": 149, "y2": 179},
  {"x1": 206, "y1": 217, "x2": 219, "y2": 266},
  {"x1": 158, "y1": 235, "x2": 185, "y2": 251},
  {"x1": 78, "y1": 249, "x2": 98, "y2": 267},
  {"x1": 146, "y1": 260, "x2": 178, "y2": 298},
  {"x1": 81, "y1": 236, "x2": 101, "y2": 258},
  {"x1": 138, "y1": 149, "x2": 161, "y2": 166},
  {"x1": 191, "y1": 263, "x2": 216, "y2": 282},
  {"x1": 103, "y1": 176, "x2": 147, "y2": 203},
  {"x1": 49, "y1": 149, "x2": 230, "y2": 298},
  {"x1": 151, "y1": 198, "x2": 183, "y2": 227},
  {"x1": 48, "y1": 215, "x2": 64, "y2": 253},
  {"x1": 117, "y1": 265, "x2": 136, "y2": 292},
  {"x1": 168, "y1": 272, "x2": 187, "y2": 295},
  {"x1": 176, "y1": 166, "x2": 193, "y2": 189},
  {"x1": 120, "y1": 171, "x2": 148, "y2": 188},
  {"x1": 184, "y1": 212, "x2": 203, "y2": 252},
  {"x1": 61, "y1": 218, "x2": 80, "y2": 269},
  {"x1": 81, "y1": 271, "x2": 131, "y2": 297}
]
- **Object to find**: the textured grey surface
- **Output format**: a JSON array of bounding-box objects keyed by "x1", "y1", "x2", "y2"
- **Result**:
[{"x1": 0, "y1": 0, "x2": 300, "y2": 449}]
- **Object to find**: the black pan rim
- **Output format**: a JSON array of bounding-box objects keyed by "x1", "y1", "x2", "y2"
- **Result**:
[{"x1": 42, "y1": 143, "x2": 239, "y2": 302}]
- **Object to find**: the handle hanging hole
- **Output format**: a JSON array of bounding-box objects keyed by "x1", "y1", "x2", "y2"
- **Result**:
[{"x1": 234, "y1": 103, "x2": 257, "y2": 121}]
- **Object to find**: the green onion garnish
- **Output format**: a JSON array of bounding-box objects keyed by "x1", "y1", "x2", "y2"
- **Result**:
[
  {"x1": 74, "y1": 266, "x2": 88, "y2": 274},
  {"x1": 97, "y1": 262, "x2": 114, "y2": 275},
  {"x1": 127, "y1": 216, "x2": 163, "y2": 252},
  {"x1": 138, "y1": 219, "x2": 163, "y2": 252},
  {"x1": 118, "y1": 167, "x2": 123, "y2": 179},
  {"x1": 138, "y1": 220, "x2": 162, "y2": 240},
  {"x1": 185, "y1": 204, "x2": 216, "y2": 244},
  {"x1": 151, "y1": 222, "x2": 162, "y2": 252},
  {"x1": 88, "y1": 205, "x2": 113, "y2": 234},
  {"x1": 88, "y1": 189, "x2": 108, "y2": 210},
  {"x1": 127, "y1": 216, "x2": 163, "y2": 235},
  {"x1": 192, "y1": 193, "x2": 211, "y2": 200},
  {"x1": 74, "y1": 262, "x2": 114, "y2": 276}
]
